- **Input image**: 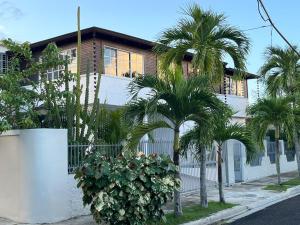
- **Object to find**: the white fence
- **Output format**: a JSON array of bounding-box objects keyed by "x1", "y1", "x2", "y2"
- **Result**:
[{"x1": 0, "y1": 129, "x2": 298, "y2": 224}]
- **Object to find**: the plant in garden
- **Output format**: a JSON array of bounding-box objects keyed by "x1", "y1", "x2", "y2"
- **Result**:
[
  {"x1": 180, "y1": 123, "x2": 214, "y2": 208},
  {"x1": 0, "y1": 39, "x2": 40, "y2": 130},
  {"x1": 75, "y1": 151, "x2": 180, "y2": 225},
  {"x1": 181, "y1": 105, "x2": 255, "y2": 204},
  {"x1": 125, "y1": 66, "x2": 224, "y2": 216},
  {"x1": 247, "y1": 97, "x2": 294, "y2": 184},
  {"x1": 212, "y1": 121, "x2": 256, "y2": 203},
  {"x1": 260, "y1": 46, "x2": 300, "y2": 177}
]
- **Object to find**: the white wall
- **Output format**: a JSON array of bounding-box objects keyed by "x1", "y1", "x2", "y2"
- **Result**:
[
  {"x1": 217, "y1": 94, "x2": 249, "y2": 119},
  {"x1": 226, "y1": 139, "x2": 298, "y2": 184},
  {"x1": 0, "y1": 129, "x2": 88, "y2": 224}
]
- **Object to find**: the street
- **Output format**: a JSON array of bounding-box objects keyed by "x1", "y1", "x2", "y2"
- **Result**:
[{"x1": 228, "y1": 194, "x2": 300, "y2": 225}]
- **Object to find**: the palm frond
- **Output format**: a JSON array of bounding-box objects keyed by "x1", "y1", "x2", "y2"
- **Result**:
[{"x1": 124, "y1": 120, "x2": 172, "y2": 151}]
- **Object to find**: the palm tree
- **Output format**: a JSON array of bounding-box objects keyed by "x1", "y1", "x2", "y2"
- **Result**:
[
  {"x1": 125, "y1": 66, "x2": 225, "y2": 216},
  {"x1": 213, "y1": 122, "x2": 256, "y2": 203},
  {"x1": 247, "y1": 97, "x2": 294, "y2": 184},
  {"x1": 260, "y1": 46, "x2": 300, "y2": 97},
  {"x1": 180, "y1": 122, "x2": 215, "y2": 208},
  {"x1": 182, "y1": 116, "x2": 256, "y2": 203},
  {"x1": 260, "y1": 46, "x2": 300, "y2": 177},
  {"x1": 154, "y1": 4, "x2": 250, "y2": 83}
]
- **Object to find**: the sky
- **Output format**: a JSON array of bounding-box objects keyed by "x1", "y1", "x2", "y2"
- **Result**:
[{"x1": 0, "y1": 0, "x2": 299, "y2": 102}]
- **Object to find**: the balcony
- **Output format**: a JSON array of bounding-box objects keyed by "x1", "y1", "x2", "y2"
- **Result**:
[{"x1": 217, "y1": 94, "x2": 249, "y2": 118}]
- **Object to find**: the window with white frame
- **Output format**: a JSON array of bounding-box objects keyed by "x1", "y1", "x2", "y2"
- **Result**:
[
  {"x1": 0, "y1": 53, "x2": 8, "y2": 74},
  {"x1": 46, "y1": 48, "x2": 77, "y2": 81},
  {"x1": 104, "y1": 46, "x2": 144, "y2": 78}
]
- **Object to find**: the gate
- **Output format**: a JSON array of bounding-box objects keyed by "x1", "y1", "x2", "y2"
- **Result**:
[{"x1": 233, "y1": 142, "x2": 243, "y2": 182}]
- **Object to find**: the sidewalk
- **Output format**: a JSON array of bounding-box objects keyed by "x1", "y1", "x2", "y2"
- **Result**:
[{"x1": 0, "y1": 171, "x2": 299, "y2": 225}]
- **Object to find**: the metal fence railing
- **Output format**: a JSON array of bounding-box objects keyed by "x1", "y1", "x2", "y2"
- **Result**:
[
  {"x1": 68, "y1": 140, "x2": 217, "y2": 193},
  {"x1": 68, "y1": 143, "x2": 122, "y2": 174}
]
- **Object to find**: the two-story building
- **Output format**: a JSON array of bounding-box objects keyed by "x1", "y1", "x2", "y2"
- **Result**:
[{"x1": 5, "y1": 26, "x2": 291, "y2": 185}]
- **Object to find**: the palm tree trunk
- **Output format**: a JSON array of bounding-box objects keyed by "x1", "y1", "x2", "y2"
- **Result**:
[
  {"x1": 173, "y1": 126, "x2": 183, "y2": 216},
  {"x1": 275, "y1": 126, "x2": 281, "y2": 185},
  {"x1": 293, "y1": 128, "x2": 300, "y2": 177},
  {"x1": 199, "y1": 145, "x2": 208, "y2": 208},
  {"x1": 217, "y1": 144, "x2": 225, "y2": 203}
]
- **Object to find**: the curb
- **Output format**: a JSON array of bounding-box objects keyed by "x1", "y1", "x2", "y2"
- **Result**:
[{"x1": 181, "y1": 185, "x2": 300, "y2": 225}]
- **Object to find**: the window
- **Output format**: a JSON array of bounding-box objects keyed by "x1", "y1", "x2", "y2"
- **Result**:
[
  {"x1": 46, "y1": 48, "x2": 77, "y2": 81},
  {"x1": 104, "y1": 46, "x2": 143, "y2": 78},
  {"x1": 0, "y1": 53, "x2": 7, "y2": 74},
  {"x1": 104, "y1": 47, "x2": 117, "y2": 76},
  {"x1": 225, "y1": 77, "x2": 245, "y2": 96},
  {"x1": 117, "y1": 50, "x2": 130, "y2": 77},
  {"x1": 131, "y1": 53, "x2": 143, "y2": 77}
]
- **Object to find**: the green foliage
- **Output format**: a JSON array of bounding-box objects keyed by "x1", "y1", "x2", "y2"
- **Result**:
[
  {"x1": 260, "y1": 46, "x2": 300, "y2": 97},
  {"x1": 263, "y1": 178, "x2": 300, "y2": 192},
  {"x1": 0, "y1": 39, "x2": 123, "y2": 145},
  {"x1": 125, "y1": 66, "x2": 225, "y2": 147},
  {"x1": 154, "y1": 3, "x2": 250, "y2": 83},
  {"x1": 95, "y1": 107, "x2": 130, "y2": 144},
  {"x1": 157, "y1": 202, "x2": 236, "y2": 225},
  {"x1": 75, "y1": 151, "x2": 180, "y2": 225},
  {"x1": 0, "y1": 39, "x2": 41, "y2": 131},
  {"x1": 247, "y1": 97, "x2": 294, "y2": 147}
]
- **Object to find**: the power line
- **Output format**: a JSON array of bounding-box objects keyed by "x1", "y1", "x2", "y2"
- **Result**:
[
  {"x1": 257, "y1": 0, "x2": 300, "y2": 57},
  {"x1": 242, "y1": 25, "x2": 271, "y2": 32}
]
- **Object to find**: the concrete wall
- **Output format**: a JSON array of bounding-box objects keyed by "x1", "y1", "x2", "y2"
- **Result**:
[
  {"x1": 225, "y1": 139, "x2": 298, "y2": 184},
  {"x1": 0, "y1": 129, "x2": 88, "y2": 224},
  {"x1": 217, "y1": 94, "x2": 249, "y2": 119}
]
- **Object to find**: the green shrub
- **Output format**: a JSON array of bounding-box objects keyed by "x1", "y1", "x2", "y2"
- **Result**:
[{"x1": 75, "y1": 151, "x2": 180, "y2": 225}]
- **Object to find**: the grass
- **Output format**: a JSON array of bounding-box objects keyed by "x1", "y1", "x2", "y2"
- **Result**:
[
  {"x1": 157, "y1": 202, "x2": 236, "y2": 225},
  {"x1": 263, "y1": 177, "x2": 300, "y2": 192}
]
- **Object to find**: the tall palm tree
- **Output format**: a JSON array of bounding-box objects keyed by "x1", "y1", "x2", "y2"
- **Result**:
[
  {"x1": 213, "y1": 122, "x2": 256, "y2": 203},
  {"x1": 180, "y1": 122, "x2": 215, "y2": 208},
  {"x1": 260, "y1": 46, "x2": 300, "y2": 97},
  {"x1": 182, "y1": 118, "x2": 256, "y2": 203},
  {"x1": 247, "y1": 97, "x2": 294, "y2": 184},
  {"x1": 260, "y1": 46, "x2": 300, "y2": 177},
  {"x1": 154, "y1": 4, "x2": 250, "y2": 83},
  {"x1": 125, "y1": 66, "x2": 225, "y2": 216}
]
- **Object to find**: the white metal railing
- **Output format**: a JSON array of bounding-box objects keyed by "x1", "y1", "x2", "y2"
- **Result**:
[{"x1": 68, "y1": 140, "x2": 217, "y2": 193}]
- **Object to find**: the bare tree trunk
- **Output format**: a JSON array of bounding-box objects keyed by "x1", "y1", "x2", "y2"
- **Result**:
[
  {"x1": 217, "y1": 144, "x2": 225, "y2": 203},
  {"x1": 275, "y1": 127, "x2": 281, "y2": 185},
  {"x1": 173, "y1": 127, "x2": 183, "y2": 216},
  {"x1": 293, "y1": 129, "x2": 300, "y2": 177},
  {"x1": 199, "y1": 145, "x2": 208, "y2": 208}
]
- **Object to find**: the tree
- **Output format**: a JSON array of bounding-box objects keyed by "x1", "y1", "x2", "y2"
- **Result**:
[
  {"x1": 154, "y1": 3, "x2": 250, "y2": 83},
  {"x1": 260, "y1": 46, "x2": 300, "y2": 177},
  {"x1": 181, "y1": 108, "x2": 255, "y2": 204},
  {"x1": 247, "y1": 97, "x2": 294, "y2": 184},
  {"x1": 0, "y1": 39, "x2": 41, "y2": 130},
  {"x1": 213, "y1": 122, "x2": 255, "y2": 203},
  {"x1": 0, "y1": 39, "x2": 107, "y2": 144},
  {"x1": 180, "y1": 120, "x2": 215, "y2": 208},
  {"x1": 125, "y1": 66, "x2": 225, "y2": 216}
]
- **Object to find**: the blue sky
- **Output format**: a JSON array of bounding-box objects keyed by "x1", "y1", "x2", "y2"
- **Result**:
[{"x1": 0, "y1": 0, "x2": 299, "y2": 101}]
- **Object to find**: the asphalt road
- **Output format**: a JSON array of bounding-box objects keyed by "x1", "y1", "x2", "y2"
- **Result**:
[{"x1": 228, "y1": 194, "x2": 300, "y2": 225}]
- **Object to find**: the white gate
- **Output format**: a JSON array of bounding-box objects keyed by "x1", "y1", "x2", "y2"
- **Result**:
[{"x1": 233, "y1": 142, "x2": 243, "y2": 182}]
